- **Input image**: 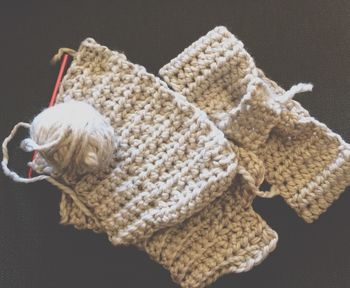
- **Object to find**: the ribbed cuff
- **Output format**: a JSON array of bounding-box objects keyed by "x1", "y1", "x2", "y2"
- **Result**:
[
  {"x1": 142, "y1": 188, "x2": 278, "y2": 288},
  {"x1": 285, "y1": 143, "x2": 350, "y2": 223}
]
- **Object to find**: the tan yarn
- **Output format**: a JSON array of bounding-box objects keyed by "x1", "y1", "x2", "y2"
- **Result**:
[
  {"x1": 159, "y1": 26, "x2": 350, "y2": 223},
  {"x1": 140, "y1": 147, "x2": 278, "y2": 288},
  {"x1": 0, "y1": 36, "x2": 282, "y2": 288},
  {"x1": 52, "y1": 39, "x2": 279, "y2": 287},
  {"x1": 2, "y1": 37, "x2": 240, "y2": 245}
]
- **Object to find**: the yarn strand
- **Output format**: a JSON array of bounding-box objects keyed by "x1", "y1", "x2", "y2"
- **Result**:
[
  {"x1": 278, "y1": 83, "x2": 313, "y2": 103},
  {"x1": 1, "y1": 122, "x2": 48, "y2": 183},
  {"x1": 1, "y1": 121, "x2": 103, "y2": 229},
  {"x1": 50, "y1": 48, "x2": 76, "y2": 64},
  {"x1": 237, "y1": 166, "x2": 279, "y2": 198}
]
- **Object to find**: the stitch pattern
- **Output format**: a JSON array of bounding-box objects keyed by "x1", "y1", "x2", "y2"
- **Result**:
[
  {"x1": 3, "y1": 38, "x2": 241, "y2": 245},
  {"x1": 26, "y1": 37, "x2": 239, "y2": 245},
  {"x1": 160, "y1": 26, "x2": 350, "y2": 223},
  {"x1": 141, "y1": 147, "x2": 278, "y2": 288},
  {"x1": 1, "y1": 37, "x2": 279, "y2": 288}
]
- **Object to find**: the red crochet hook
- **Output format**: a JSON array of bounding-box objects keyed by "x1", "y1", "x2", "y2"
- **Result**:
[{"x1": 28, "y1": 53, "x2": 71, "y2": 178}]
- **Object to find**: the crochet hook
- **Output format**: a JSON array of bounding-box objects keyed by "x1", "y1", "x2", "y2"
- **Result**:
[{"x1": 28, "y1": 53, "x2": 71, "y2": 178}]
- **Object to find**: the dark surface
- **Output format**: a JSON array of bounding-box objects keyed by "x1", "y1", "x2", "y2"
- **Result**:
[{"x1": 1, "y1": 1, "x2": 349, "y2": 287}]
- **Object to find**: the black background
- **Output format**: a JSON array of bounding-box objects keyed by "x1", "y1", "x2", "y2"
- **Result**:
[{"x1": 1, "y1": 1, "x2": 349, "y2": 287}]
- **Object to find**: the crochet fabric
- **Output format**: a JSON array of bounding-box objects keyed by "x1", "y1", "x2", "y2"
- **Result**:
[
  {"x1": 141, "y1": 147, "x2": 278, "y2": 288},
  {"x1": 37, "y1": 38, "x2": 278, "y2": 287},
  {"x1": 36, "y1": 37, "x2": 240, "y2": 245},
  {"x1": 159, "y1": 26, "x2": 350, "y2": 223}
]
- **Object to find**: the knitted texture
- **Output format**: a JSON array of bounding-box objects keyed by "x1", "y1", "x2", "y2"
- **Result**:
[
  {"x1": 159, "y1": 26, "x2": 350, "y2": 223},
  {"x1": 31, "y1": 37, "x2": 239, "y2": 245},
  {"x1": 140, "y1": 147, "x2": 278, "y2": 288}
]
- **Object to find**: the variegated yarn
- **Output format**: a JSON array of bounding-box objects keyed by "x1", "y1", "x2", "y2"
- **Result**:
[
  {"x1": 1, "y1": 37, "x2": 279, "y2": 288},
  {"x1": 2, "y1": 38, "x2": 239, "y2": 248}
]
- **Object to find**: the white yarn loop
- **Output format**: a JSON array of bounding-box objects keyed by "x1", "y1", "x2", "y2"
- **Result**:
[
  {"x1": 20, "y1": 132, "x2": 65, "y2": 152},
  {"x1": 1, "y1": 122, "x2": 49, "y2": 183},
  {"x1": 278, "y1": 83, "x2": 313, "y2": 103}
]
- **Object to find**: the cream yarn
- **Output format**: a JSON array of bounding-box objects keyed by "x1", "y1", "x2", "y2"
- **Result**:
[
  {"x1": 21, "y1": 101, "x2": 115, "y2": 183},
  {"x1": 159, "y1": 26, "x2": 350, "y2": 223}
]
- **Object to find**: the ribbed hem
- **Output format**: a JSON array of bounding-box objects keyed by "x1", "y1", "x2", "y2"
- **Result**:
[
  {"x1": 141, "y1": 190, "x2": 278, "y2": 288},
  {"x1": 182, "y1": 226, "x2": 278, "y2": 288},
  {"x1": 286, "y1": 143, "x2": 350, "y2": 223}
]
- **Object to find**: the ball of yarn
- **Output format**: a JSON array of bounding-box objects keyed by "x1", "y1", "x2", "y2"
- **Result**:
[{"x1": 21, "y1": 101, "x2": 115, "y2": 180}]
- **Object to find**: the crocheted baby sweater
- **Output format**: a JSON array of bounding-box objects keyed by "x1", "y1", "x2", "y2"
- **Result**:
[
  {"x1": 1, "y1": 37, "x2": 279, "y2": 288},
  {"x1": 3, "y1": 29, "x2": 347, "y2": 288},
  {"x1": 43, "y1": 38, "x2": 277, "y2": 287}
]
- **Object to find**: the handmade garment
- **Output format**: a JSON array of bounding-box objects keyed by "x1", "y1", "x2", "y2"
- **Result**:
[
  {"x1": 54, "y1": 41, "x2": 278, "y2": 284},
  {"x1": 159, "y1": 26, "x2": 350, "y2": 223},
  {"x1": 2, "y1": 38, "x2": 239, "y2": 245},
  {"x1": 1, "y1": 37, "x2": 279, "y2": 287},
  {"x1": 140, "y1": 147, "x2": 278, "y2": 288}
]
